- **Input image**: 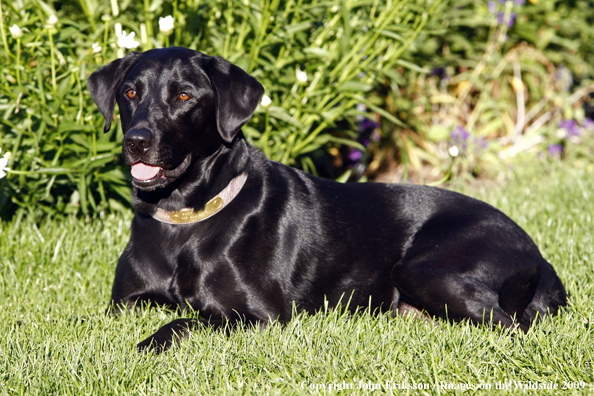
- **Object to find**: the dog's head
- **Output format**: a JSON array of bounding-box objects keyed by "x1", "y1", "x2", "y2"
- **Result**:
[{"x1": 87, "y1": 47, "x2": 264, "y2": 190}]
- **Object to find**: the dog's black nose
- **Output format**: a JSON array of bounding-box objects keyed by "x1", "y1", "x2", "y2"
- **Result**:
[{"x1": 125, "y1": 128, "x2": 153, "y2": 154}]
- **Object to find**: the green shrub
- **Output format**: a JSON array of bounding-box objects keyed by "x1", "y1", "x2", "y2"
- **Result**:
[
  {"x1": 0, "y1": 0, "x2": 437, "y2": 218},
  {"x1": 368, "y1": 0, "x2": 594, "y2": 182}
]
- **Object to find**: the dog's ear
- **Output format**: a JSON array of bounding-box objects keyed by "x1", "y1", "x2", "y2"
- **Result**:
[
  {"x1": 203, "y1": 56, "x2": 264, "y2": 143},
  {"x1": 87, "y1": 52, "x2": 142, "y2": 133}
]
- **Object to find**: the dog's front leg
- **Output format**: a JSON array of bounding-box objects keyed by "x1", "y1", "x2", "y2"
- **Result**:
[
  {"x1": 137, "y1": 318, "x2": 198, "y2": 353},
  {"x1": 137, "y1": 317, "x2": 228, "y2": 354}
]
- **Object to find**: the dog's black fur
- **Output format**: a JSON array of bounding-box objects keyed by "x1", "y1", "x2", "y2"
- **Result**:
[{"x1": 88, "y1": 47, "x2": 567, "y2": 353}]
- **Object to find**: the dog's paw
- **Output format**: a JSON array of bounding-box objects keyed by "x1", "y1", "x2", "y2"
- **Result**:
[
  {"x1": 137, "y1": 334, "x2": 170, "y2": 354},
  {"x1": 137, "y1": 319, "x2": 194, "y2": 354}
]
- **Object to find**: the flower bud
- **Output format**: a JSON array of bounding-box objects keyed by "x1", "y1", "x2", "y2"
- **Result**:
[
  {"x1": 261, "y1": 95, "x2": 272, "y2": 109},
  {"x1": 296, "y1": 69, "x2": 308, "y2": 84},
  {"x1": 9, "y1": 24, "x2": 23, "y2": 39},
  {"x1": 448, "y1": 146, "x2": 460, "y2": 158},
  {"x1": 47, "y1": 14, "x2": 58, "y2": 27}
]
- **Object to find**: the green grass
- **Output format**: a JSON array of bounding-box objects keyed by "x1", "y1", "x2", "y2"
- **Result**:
[{"x1": 1, "y1": 160, "x2": 593, "y2": 395}]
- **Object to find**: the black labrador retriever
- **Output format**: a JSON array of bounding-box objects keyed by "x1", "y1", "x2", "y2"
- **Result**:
[{"x1": 87, "y1": 47, "x2": 567, "y2": 353}]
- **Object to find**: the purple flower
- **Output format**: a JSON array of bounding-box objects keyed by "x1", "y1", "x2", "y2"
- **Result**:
[
  {"x1": 547, "y1": 144, "x2": 563, "y2": 156},
  {"x1": 359, "y1": 118, "x2": 380, "y2": 132},
  {"x1": 558, "y1": 119, "x2": 574, "y2": 129},
  {"x1": 371, "y1": 130, "x2": 381, "y2": 142},
  {"x1": 451, "y1": 126, "x2": 470, "y2": 150},
  {"x1": 497, "y1": 11, "x2": 516, "y2": 27},
  {"x1": 559, "y1": 119, "x2": 581, "y2": 137},
  {"x1": 430, "y1": 67, "x2": 447, "y2": 79},
  {"x1": 450, "y1": 126, "x2": 470, "y2": 142},
  {"x1": 488, "y1": 1, "x2": 496, "y2": 13},
  {"x1": 583, "y1": 118, "x2": 594, "y2": 131},
  {"x1": 348, "y1": 149, "x2": 363, "y2": 163},
  {"x1": 497, "y1": 12, "x2": 504, "y2": 24},
  {"x1": 508, "y1": 12, "x2": 517, "y2": 27}
]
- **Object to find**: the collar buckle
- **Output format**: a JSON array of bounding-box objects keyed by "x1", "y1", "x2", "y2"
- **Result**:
[
  {"x1": 169, "y1": 197, "x2": 223, "y2": 224},
  {"x1": 151, "y1": 172, "x2": 247, "y2": 225}
]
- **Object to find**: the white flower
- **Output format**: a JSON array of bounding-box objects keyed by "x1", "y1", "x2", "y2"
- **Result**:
[
  {"x1": 448, "y1": 145, "x2": 459, "y2": 158},
  {"x1": 47, "y1": 14, "x2": 58, "y2": 27},
  {"x1": 117, "y1": 30, "x2": 140, "y2": 49},
  {"x1": 0, "y1": 149, "x2": 10, "y2": 179},
  {"x1": 555, "y1": 128, "x2": 567, "y2": 139},
  {"x1": 159, "y1": 15, "x2": 175, "y2": 34},
  {"x1": 260, "y1": 95, "x2": 272, "y2": 109},
  {"x1": 9, "y1": 24, "x2": 23, "y2": 39},
  {"x1": 92, "y1": 42, "x2": 102, "y2": 53},
  {"x1": 296, "y1": 68, "x2": 308, "y2": 84}
]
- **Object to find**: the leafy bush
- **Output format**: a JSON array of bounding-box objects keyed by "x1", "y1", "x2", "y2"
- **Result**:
[{"x1": 0, "y1": 0, "x2": 437, "y2": 217}]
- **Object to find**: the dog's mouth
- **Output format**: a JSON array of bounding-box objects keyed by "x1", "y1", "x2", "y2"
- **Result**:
[{"x1": 130, "y1": 155, "x2": 192, "y2": 190}]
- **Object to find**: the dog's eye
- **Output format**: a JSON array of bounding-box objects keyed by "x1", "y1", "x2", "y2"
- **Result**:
[
  {"x1": 126, "y1": 89, "x2": 137, "y2": 99},
  {"x1": 178, "y1": 93, "x2": 191, "y2": 101}
]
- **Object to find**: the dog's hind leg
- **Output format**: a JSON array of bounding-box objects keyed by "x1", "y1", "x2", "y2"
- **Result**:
[
  {"x1": 498, "y1": 264, "x2": 541, "y2": 322},
  {"x1": 522, "y1": 261, "x2": 567, "y2": 325},
  {"x1": 392, "y1": 262, "x2": 532, "y2": 333}
]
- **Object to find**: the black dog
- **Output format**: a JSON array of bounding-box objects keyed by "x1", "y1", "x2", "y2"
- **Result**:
[{"x1": 88, "y1": 47, "x2": 567, "y2": 353}]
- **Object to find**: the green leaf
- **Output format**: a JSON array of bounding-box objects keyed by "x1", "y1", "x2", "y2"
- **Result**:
[
  {"x1": 58, "y1": 122, "x2": 95, "y2": 133},
  {"x1": 68, "y1": 134, "x2": 89, "y2": 148},
  {"x1": 335, "y1": 169, "x2": 352, "y2": 183},
  {"x1": 351, "y1": 94, "x2": 408, "y2": 128},
  {"x1": 338, "y1": 81, "x2": 373, "y2": 92},
  {"x1": 285, "y1": 22, "x2": 312, "y2": 35},
  {"x1": 395, "y1": 59, "x2": 429, "y2": 74},
  {"x1": 303, "y1": 47, "x2": 335, "y2": 60},
  {"x1": 267, "y1": 106, "x2": 302, "y2": 127},
  {"x1": 33, "y1": 0, "x2": 56, "y2": 16}
]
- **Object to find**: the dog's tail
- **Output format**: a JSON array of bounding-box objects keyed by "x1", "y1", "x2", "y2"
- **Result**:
[
  {"x1": 499, "y1": 264, "x2": 541, "y2": 324},
  {"x1": 499, "y1": 261, "x2": 567, "y2": 326}
]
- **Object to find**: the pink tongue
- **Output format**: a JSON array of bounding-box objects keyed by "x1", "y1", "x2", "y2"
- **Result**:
[{"x1": 131, "y1": 162, "x2": 161, "y2": 181}]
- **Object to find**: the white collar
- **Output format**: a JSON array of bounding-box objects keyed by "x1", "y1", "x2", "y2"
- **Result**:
[{"x1": 151, "y1": 172, "x2": 248, "y2": 224}]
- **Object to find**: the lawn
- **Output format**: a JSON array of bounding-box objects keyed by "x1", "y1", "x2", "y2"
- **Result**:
[{"x1": 0, "y1": 160, "x2": 593, "y2": 395}]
